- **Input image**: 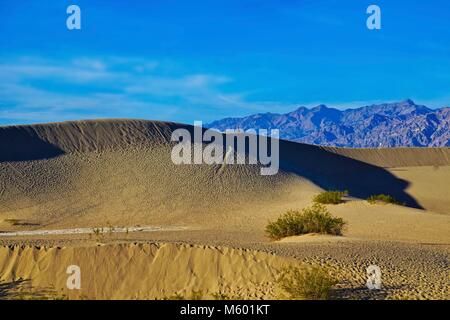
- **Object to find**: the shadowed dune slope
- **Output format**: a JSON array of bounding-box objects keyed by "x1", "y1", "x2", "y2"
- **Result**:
[
  {"x1": 0, "y1": 120, "x2": 188, "y2": 161},
  {"x1": 0, "y1": 119, "x2": 449, "y2": 231},
  {"x1": 323, "y1": 147, "x2": 450, "y2": 168}
]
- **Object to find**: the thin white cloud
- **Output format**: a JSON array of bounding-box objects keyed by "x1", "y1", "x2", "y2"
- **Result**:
[
  {"x1": 0, "y1": 55, "x2": 295, "y2": 124},
  {"x1": 0, "y1": 59, "x2": 113, "y2": 83},
  {"x1": 124, "y1": 74, "x2": 231, "y2": 96}
]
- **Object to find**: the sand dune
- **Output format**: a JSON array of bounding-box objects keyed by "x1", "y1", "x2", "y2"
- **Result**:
[
  {"x1": 324, "y1": 146, "x2": 450, "y2": 168},
  {"x1": 0, "y1": 119, "x2": 449, "y2": 300},
  {"x1": 0, "y1": 243, "x2": 292, "y2": 300},
  {"x1": 0, "y1": 120, "x2": 316, "y2": 231},
  {"x1": 1, "y1": 119, "x2": 449, "y2": 232},
  {"x1": 387, "y1": 166, "x2": 450, "y2": 215}
]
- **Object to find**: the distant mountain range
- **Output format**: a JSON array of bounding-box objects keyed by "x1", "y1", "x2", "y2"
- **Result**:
[{"x1": 207, "y1": 100, "x2": 450, "y2": 147}]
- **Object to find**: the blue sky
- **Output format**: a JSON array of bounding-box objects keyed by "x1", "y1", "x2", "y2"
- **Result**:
[{"x1": 0, "y1": 0, "x2": 449, "y2": 125}]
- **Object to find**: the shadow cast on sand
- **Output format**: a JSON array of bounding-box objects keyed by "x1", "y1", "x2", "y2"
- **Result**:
[
  {"x1": 332, "y1": 284, "x2": 407, "y2": 300},
  {"x1": 279, "y1": 140, "x2": 423, "y2": 209},
  {"x1": 0, "y1": 121, "x2": 423, "y2": 210},
  {"x1": 221, "y1": 132, "x2": 423, "y2": 210},
  {"x1": 0, "y1": 279, "x2": 63, "y2": 300},
  {"x1": 0, "y1": 126, "x2": 64, "y2": 162}
]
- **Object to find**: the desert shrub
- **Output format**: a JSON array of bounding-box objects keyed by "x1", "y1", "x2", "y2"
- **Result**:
[
  {"x1": 367, "y1": 194, "x2": 402, "y2": 205},
  {"x1": 265, "y1": 204, "x2": 346, "y2": 240},
  {"x1": 277, "y1": 265, "x2": 337, "y2": 300},
  {"x1": 313, "y1": 190, "x2": 348, "y2": 204}
]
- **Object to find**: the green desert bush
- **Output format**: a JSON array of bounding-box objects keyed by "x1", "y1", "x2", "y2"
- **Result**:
[
  {"x1": 277, "y1": 265, "x2": 337, "y2": 300},
  {"x1": 265, "y1": 204, "x2": 346, "y2": 240},
  {"x1": 313, "y1": 190, "x2": 348, "y2": 204},
  {"x1": 367, "y1": 194, "x2": 402, "y2": 205}
]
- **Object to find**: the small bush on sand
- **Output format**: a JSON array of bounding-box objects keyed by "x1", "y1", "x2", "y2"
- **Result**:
[
  {"x1": 367, "y1": 194, "x2": 402, "y2": 205},
  {"x1": 277, "y1": 265, "x2": 337, "y2": 300},
  {"x1": 265, "y1": 204, "x2": 346, "y2": 240},
  {"x1": 313, "y1": 190, "x2": 348, "y2": 204}
]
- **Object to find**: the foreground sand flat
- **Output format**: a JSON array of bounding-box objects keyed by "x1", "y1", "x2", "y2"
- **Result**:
[
  {"x1": 0, "y1": 242, "x2": 294, "y2": 300},
  {"x1": 0, "y1": 236, "x2": 447, "y2": 300},
  {"x1": 0, "y1": 120, "x2": 449, "y2": 299}
]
